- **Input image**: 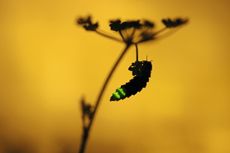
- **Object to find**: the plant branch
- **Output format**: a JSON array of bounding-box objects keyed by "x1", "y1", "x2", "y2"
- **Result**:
[
  {"x1": 137, "y1": 24, "x2": 188, "y2": 44},
  {"x1": 95, "y1": 30, "x2": 123, "y2": 42},
  {"x1": 119, "y1": 30, "x2": 126, "y2": 42},
  {"x1": 78, "y1": 44, "x2": 131, "y2": 153},
  {"x1": 137, "y1": 27, "x2": 168, "y2": 44},
  {"x1": 135, "y1": 43, "x2": 139, "y2": 61},
  {"x1": 153, "y1": 27, "x2": 168, "y2": 36}
]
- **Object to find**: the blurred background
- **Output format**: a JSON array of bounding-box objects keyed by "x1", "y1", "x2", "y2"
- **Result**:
[{"x1": 0, "y1": 0, "x2": 230, "y2": 153}]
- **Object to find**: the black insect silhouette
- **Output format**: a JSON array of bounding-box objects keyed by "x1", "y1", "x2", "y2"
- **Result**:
[{"x1": 110, "y1": 60, "x2": 152, "y2": 101}]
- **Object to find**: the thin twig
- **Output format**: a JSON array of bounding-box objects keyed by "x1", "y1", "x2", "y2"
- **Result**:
[
  {"x1": 135, "y1": 43, "x2": 139, "y2": 61},
  {"x1": 78, "y1": 44, "x2": 131, "y2": 153},
  {"x1": 95, "y1": 30, "x2": 123, "y2": 42},
  {"x1": 137, "y1": 25, "x2": 188, "y2": 44},
  {"x1": 153, "y1": 27, "x2": 167, "y2": 36},
  {"x1": 119, "y1": 30, "x2": 126, "y2": 42}
]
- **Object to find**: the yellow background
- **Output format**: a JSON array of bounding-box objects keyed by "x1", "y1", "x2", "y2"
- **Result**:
[{"x1": 0, "y1": 0, "x2": 230, "y2": 153}]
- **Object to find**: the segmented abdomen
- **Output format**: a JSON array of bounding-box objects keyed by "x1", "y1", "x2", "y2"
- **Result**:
[{"x1": 110, "y1": 60, "x2": 152, "y2": 101}]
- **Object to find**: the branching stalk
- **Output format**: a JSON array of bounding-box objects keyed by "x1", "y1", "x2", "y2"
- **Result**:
[
  {"x1": 78, "y1": 44, "x2": 131, "y2": 153},
  {"x1": 95, "y1": 30, "x2": 123, "y2": 42},
  {"x1": 135, "y1": 43, "x2": 139, "y2": 61}
]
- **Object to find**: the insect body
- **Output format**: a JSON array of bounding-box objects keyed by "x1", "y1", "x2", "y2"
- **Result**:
[{"x1": 110, "y1": 60, "x2": 152, "y2": 101}]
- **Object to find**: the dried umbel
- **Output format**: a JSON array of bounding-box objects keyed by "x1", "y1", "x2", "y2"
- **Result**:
[
  {"x1": 77, "y1": 15, "x2": 188, "y2": 44},
  {"x1": 109, "y1": 19, "x2": 155, "y2": 44}
]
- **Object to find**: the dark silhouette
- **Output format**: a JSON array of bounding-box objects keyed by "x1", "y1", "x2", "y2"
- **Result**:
[
  {"x1": 76, "y1": 15, "x2": 188, "y2": 153},
  {"x1": 110, "y1": 60, "x2": 152, "y2": 101}
]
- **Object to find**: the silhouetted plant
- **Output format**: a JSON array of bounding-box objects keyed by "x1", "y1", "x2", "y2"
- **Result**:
[{"x1": 76, "y1": 15, "x2": 188, "y2": 153}]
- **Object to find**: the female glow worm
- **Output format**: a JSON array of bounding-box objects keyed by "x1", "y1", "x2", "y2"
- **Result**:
[{"x1": 110, "y1": 60, "x2": 152, "y2": 101}]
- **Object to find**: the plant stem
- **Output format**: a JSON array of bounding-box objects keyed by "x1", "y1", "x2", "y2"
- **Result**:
[
  {"x1": 135, "y1": 43, "x2": 139, "y2": 61},
  {"x1": 78, "y1": 44, "x2": 131, "y2": 153},
  {"x1": 95, "y1": 30, "x2": 123, "y2": 42},
  {"x1": 153, "y1": 27, "x2": 167, "y2": 36},
  {"x1": 119, "y1": 30, "x2": 126, "y2": 42},
  {"x1": 137, "y1": 27, "x2": 168, "y2": 44}
]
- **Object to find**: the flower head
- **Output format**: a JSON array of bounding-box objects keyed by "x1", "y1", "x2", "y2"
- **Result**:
[
  {"x1": 162, "y1": 18, "x2": 188, "y2": 28},
  {"x1": 77, "y1": 16, "x2": 188, "y2": 44},
  {"x1": 109, "y1": 19, "x2": 156, "y2": 44},
  {"x1": 77, "y1": 15, "x2": 99, "y2": 31}
]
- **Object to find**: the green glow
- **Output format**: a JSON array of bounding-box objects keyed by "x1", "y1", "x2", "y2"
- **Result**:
[
  {"x1": 111, "y1": 88, "x2": 127, "y2": 101},
  {"x1": 116, "y1": 88, "x2": 126, "y2": 97},
  {"x1": 113, "y1": 92, "x2": 121, "y2": 99}
]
